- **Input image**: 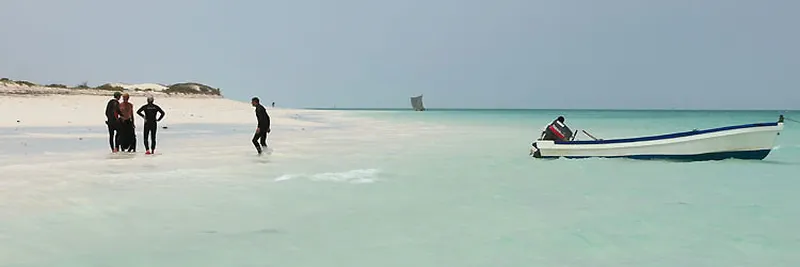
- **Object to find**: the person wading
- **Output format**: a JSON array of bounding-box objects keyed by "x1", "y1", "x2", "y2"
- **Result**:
[
  {"x1": 137, "y1": 95, "x2": 165, "y2": 155},
  {"x1": 251, "y1": 97, "x2": 271, "y2": 155},
  {"x1": 117, "y1": 93, "x2": 137, "y2": 152},
  {"x1": 104, "y1": 92, "x2": 122, "y2": 152}
]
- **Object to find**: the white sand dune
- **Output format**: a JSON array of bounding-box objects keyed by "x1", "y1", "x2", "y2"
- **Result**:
[
  {"x1": 106, "y1": 83, "x2": 168, "y2": 92},
  {"x1": 0, "y1": 77, "x2": 352, "y2": 129},
  {"x1": 1, "y1": 81, "x2": 211, "y2": 97},
  {"x1": 1, "y1": 82, "x2": 349, "y2": 130}
]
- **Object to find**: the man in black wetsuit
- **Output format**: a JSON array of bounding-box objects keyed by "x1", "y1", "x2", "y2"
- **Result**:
[
  {"x1": 136, "y1": 95, "x2": 165, "y2": 155},
  {"x1": 105, "y1": 91, "x2": 122, "y2": 152},
  {"x1": 251, "y1": 97, "x2": 271, "y2": 155}
]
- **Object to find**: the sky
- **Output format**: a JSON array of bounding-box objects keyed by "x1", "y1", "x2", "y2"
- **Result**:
[{"x1": 1, "y1": 0, "x2": 798, "y2": 109}]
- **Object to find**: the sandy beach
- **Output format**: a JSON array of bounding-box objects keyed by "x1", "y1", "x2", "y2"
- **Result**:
[
  {"x1": 0, "y1": 94, "x2": 331, "y2": 128},
  {"x1": 0, "y1": 80, "x2": 352, "y2": 130},
  {"x1": 0, "y1": 83, "x2": 416, "y2": 160},
  {"x1": 0, "y1": 82, "x2": 395, "y2": 163}
]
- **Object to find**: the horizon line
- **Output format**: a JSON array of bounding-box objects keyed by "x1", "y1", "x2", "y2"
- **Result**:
[{"x1": 300, "y1": 107, "x2": 799, "y2": 112}]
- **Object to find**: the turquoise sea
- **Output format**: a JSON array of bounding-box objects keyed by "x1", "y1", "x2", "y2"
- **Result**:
[{"x1": 1, "y1": 109, "x2": 799, "y2": 266}]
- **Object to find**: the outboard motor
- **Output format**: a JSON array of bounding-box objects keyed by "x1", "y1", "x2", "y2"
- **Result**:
[{"x1": 542, "y1": 120, "x2": 573, "y2": 141}]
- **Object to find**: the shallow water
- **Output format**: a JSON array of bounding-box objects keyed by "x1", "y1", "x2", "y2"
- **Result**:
[{"x1": 1, "y1": 110, "x2": 799, "y2": 266}]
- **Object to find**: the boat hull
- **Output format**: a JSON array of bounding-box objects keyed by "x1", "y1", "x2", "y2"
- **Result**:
[{"x1": 531, "y1": 122, "x2": 784, "y2": 161}]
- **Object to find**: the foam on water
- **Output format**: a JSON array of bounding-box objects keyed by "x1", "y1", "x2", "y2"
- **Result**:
[
  {"x1": 1, "y1": 109, "x2": 800, "y2": 266},
  {"x1": 275, "y1": 168, "x2": 381, "y2": 184}
]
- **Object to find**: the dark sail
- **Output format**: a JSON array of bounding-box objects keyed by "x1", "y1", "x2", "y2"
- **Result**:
[{"x1": 410, "y1": 95, "x2": 425, "y2": 111}]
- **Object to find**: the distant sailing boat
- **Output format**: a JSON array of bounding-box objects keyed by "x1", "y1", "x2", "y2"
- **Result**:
[{"x1": 410, "y1": 94, "x2": 426, "y2": 111}]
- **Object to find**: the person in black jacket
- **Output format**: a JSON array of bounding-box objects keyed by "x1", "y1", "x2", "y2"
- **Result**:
[
  {"x1": 104, "y1": 92, "x2": 122, "y2": 152},
  {"x1": 251, "y1": 97, "x2": 271, "y2": 155},
  {"x1": 137, "y1": 95, "x2": 166, "y2": 154}
]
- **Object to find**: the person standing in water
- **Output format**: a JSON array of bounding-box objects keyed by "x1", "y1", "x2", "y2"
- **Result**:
[
  {"x1": 105, "y1": 92, "x2": 122, "y2": 152},
  {"x1": 251, "y1": 97, "x2": 271, "y2": 155},
  {"x1": 118, "y1": 93, "x2": 136, "y2": 152},
  {"x1": 137, "y1": 95, "x2": 165, "y2": 155}
]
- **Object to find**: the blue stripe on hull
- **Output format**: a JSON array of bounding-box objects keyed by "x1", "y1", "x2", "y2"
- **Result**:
[{"x1": 536, "y1": 149, "x2": 773, "y2": 161}]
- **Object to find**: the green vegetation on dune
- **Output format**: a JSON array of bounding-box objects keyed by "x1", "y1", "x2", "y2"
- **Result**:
[
  {"x1": 95, "y1": 84, "x2": 126, "y2": 91},
  {"x1": 165, "y1": 83, "x2": 222, "y2": 96},
  {"x1": 45, "y1": 84, "x2": 69, "y2": 88}
]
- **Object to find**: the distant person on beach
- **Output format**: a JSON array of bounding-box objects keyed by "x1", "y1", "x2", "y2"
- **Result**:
[
  {"x1": 272, "y1": 102, "x2": 275, "y2": 107},
  {"x1": 118, "y1": 93, "x2": 136, "y2": 152},
  {"x1": 251, "y1": 97, "x2": 271, "y2": 155},
  {"x1": 137, "y1": 95, "x2": 165, "y2": 155},
  {"x1": 104, "y1": 92, "x2": 122, "y2": 152}
]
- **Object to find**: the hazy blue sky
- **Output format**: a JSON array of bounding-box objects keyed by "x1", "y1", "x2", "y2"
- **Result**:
[{"x1": 1, "y1": 0, "x2": 798, "y2": 109}]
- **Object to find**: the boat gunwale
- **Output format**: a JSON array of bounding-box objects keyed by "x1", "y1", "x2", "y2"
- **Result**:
[
  {"x1": 552, "y1": 122, "x2": 782, "y2": 145},
  {"x1": 534, "y1": 149, "x2": 773, "y2": 161}
]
